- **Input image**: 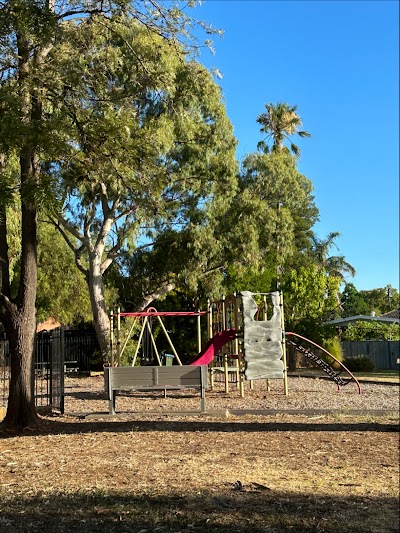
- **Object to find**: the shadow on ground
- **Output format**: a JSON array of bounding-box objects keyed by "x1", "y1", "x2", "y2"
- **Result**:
[
  {"x1": 0, "y1": 487, "x2": 398, "y2": 532},
  {"x1": 0, "y1": 417, "x2": 398, "y2": 438}
]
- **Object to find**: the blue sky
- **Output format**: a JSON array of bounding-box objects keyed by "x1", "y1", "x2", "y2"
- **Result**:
[{"x1": 192, "y1": 0, "x2": 399, "y2": 291}]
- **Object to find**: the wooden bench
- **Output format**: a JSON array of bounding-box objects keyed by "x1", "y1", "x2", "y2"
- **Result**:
[{"x1": 105, "y1": 365, "x2": 208, "y2": 415}]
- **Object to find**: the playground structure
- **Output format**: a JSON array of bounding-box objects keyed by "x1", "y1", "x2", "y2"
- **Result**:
[
  {"x1": 108, "y1": 291, "x2": 361, "y2": 409},
  {"x1": 205, "y1": 291, "x2": 288, "y2": 396}
]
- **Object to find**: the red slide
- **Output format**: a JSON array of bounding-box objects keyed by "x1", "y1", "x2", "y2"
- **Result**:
[{"x1": 189, "y1": 329, "x2": 236, "y2": 366}]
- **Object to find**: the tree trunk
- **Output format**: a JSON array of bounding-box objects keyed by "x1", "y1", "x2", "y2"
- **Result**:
[
  {"x1": 0, "y1": 183, "x2": 39, "y2": 430},
  {"x1": 87, "y1": 255, "x2": 110, "y2": 360},
  {"x1": 1, "y1": 306, "x2": 39, "y2": 429}
]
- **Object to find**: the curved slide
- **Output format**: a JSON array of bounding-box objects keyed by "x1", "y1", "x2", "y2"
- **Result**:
[{"x1": 189, "y1": 329, "x2": 236, "y2": 366}]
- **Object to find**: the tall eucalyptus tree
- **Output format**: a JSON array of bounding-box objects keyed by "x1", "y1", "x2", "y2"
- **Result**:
[
  {"x1": 0, "y1": 0, "x2": 223, "y2": 429},
  {"x1": 49, "y1": 18, "x2": 237, "y2": 356}
]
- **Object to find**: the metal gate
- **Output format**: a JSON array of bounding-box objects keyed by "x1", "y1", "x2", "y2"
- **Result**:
[
  {"x1": 48, "y1": 328, "x2": 64, "y2": 414},
  {"x1": 34, "y1": 329, "x2": 65, "y2": 413},
  {"x1": 1, "y1": 327, "x2": 99, "y2": 413},
  {"x1": 1, "y1": 330, "x2": 65, "y2": 413}
]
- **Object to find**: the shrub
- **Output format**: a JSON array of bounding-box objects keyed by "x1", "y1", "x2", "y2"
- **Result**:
[
  {"x1": 321, "y1": 337, "x2": 343, "y2": 367},
  {"x1": 343, "y1": 355, "x2": 375, "y2": 372}
]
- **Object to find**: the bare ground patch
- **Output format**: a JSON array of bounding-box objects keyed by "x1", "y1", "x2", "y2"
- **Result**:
[{"x1": 0, "y1": 375, "x2": 399, "y2": 532}]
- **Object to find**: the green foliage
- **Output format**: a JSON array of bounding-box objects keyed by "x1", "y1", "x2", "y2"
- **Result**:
[
  {"x1": 49, "y1": 15, "x2": 238, "y2": 326},
  {"x1": 310, "y1": 232, "x2": 356, "y2": 281},
  {"x1": 321, "y1": 336, "x2": 343, "y2": 365},
  {"x1": 280, "y1": 264, "x2": 341, "y2": 340},
  {"x1": 282, "y1": 264, "x2": 340, "y2": 321},
  {"x1": 224, "y1": 261, "x2": 276, "y2": 296},
  {"x1": 340, "y1": 283, "x2": 370, "y2": 316},
  {"x1": 256, "y1": 102, "x2": 311, "y2": 157},
  {"x1": 36, "y1": 223, "x2": 93, "y2": 325},
  {"x1": 360, "y1": 286, "x2": 399, "y2": 316},
  {"x1": 236, "y1": 152, "x2": 318, "y2": 263},
  {"x1": 343, "y1": 355, "x2": 375, "y2": 372},
  {"x1": 343, "y1": 321, "x2": 399, "y2": 341}
]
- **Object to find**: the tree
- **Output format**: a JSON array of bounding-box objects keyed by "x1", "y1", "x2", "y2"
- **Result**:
[
  {"x1": 226, "y1": 151, "x2": 319, "y2": 291},
  {"x1": 340, "y1": 283, "x2": 370, "y2": 317},
  {"x1": 343, "y1": 321, "x2": 399, "y2": 341},
  {"x1": 281, "y1": 263, "x2": 341, "y2": 342},
  {"x1": 0, "y1": 0, "x2": 223, "y2": 430},
  {"x1": 113, "y1": 149, "x2": 320, "y2": 317},
  {"x1": 359, "y1": 286, "x2": 399, "y2": 316},
  {"x1": 48, "y1": 17, "x2": 237, "y2": 357},
  {"x1": 256, "y1": 102, "x2": 311, "y2": 157},
  {"x1": 36, "y1": 223, "x2": 95, "y2": 325}
]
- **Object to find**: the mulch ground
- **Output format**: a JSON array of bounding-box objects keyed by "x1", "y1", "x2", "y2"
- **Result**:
[{"x1": 0, "y1": 375, "x2": 399, "y2": 532}]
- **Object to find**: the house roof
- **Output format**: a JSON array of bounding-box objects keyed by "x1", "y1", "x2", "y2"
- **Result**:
[
  {"x1": 36, "y1": 318, "x2": 61, "y2": 333},
  {"x1": 380, "y1": 309, "x2": 400, "y2": 320},
  {"x1": 325, "y1": 314, "x2": 399, "y2": 327}
]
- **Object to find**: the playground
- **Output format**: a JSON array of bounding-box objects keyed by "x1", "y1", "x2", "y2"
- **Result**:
[{"x1": 0, "y1": 291, "x2": 398, "y2": 532}]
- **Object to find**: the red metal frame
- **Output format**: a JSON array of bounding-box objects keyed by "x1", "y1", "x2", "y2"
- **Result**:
[{"x1": 116, "y1": 311, "x2": 206, "y2": 317}]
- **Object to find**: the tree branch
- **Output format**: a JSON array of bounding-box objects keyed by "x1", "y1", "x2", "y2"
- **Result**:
[{"x1": 137, "y1": 280, "x2": 176, "y2": 312}]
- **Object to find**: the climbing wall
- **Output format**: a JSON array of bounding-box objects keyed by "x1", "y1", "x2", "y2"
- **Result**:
[{"x1": 240, "y1": 291, "x2": 284, "y2": 380}]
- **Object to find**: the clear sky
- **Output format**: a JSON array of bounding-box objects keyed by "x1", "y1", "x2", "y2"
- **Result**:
[{"x1": 192, "y1": 0, "x2": 399, "y2": 291}]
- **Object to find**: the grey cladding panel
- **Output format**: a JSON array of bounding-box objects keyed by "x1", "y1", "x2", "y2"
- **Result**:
[{"x1": 241, "y1": 291, "x2": 284, "y2": 380}]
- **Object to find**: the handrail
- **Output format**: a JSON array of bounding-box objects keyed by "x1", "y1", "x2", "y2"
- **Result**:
[{"x1": 285, "y1": 332, "x2": 362, "y2": 394}]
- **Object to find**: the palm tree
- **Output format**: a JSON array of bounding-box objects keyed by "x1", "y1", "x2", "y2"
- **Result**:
[
  {"x1": 311, "y1": 231, "x2": 356, "y2": 282},
  {"x1": 310, "y1": 232, "x2": 356, "y2": 313},
  {"x1": 257, "y1": 102, "x2": 311, "y2": 157}
]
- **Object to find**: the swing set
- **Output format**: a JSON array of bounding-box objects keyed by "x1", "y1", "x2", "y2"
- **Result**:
[{"x1": 109, "y1": 307, "x2": 205, "y2": 368}]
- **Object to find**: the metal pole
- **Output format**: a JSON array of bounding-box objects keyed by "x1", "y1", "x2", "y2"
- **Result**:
[
  {"x1": 280, "y1": 291, "x2": 289, "y2": 396},
  {"x1": 120, "y1": 317, "x2": 138, "y2": 359},
  {"x1": 110, "y1": 310, "x2": 114, "y2": 367},
  {"x1": 60, "y1": 327, "x2": 65, "y2": 414},
  {"x1": 117, "y1": 306, "x2": 121, "y2": 366},
  {"x1": 197, "y1": 310, "x2": 202, "y2": 354}
]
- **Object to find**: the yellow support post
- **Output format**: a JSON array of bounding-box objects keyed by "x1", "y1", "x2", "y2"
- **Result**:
[
  {"x1": 280, "y1": 291, "x2": 289, "y2": 396},
  {"x1": 132, "y1": 317, "x2": 147, "y2": 367},
  {"x1": 117, "y1": 307, "x2": 121, "y2": 367},
  {"x1": 110, "y1": 310, "x2": 114, "y2": 367},
  {"x1": 223, "y1": 353, "x2": 229, "y2": 393},
  {"x1": 146, "y1": 319, "x2": 162, "y2": 366},
  {"x1": 197, "y1": 311, "x2": 202, "y2": 355}
]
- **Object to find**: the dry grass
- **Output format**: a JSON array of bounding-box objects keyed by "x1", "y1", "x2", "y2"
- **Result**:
[{"x1": 0, "y1": 375, "x2": 399, "y2": 532}]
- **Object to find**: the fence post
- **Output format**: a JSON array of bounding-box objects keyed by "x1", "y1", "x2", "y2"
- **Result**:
[{"x1": 60, "y1": 327, "x2": 65, "y2": 414}]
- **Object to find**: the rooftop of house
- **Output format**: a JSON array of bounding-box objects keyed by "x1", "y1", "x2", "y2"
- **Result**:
[
  {"x1": 325, "y1": 312, "x2": 399, "y2": 327},
  {"x1": 380, "y1": 309, "x2": 400, "y2": 320},
  {"x1": 36, "y1": 317, "x2": 61, "y2": 333}
]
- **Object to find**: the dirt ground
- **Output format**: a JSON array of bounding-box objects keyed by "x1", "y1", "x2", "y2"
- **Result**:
[{"x1": 0, "y1": 375, "x2": 399, "y2": 532}]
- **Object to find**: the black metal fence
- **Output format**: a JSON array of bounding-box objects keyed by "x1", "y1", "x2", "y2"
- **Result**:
[
  {"x1": 63, "y1": 328, "x2": 100, "y2": 373},
  {"x1": 0, "y1": 338, "x2": 10, "y2": 409},
  {"x1": 0, "y1": 327, "x2": 99, "y2": 412},
  {"x1": 29, "y1": 329, "x2": 64, "y2": 412}
]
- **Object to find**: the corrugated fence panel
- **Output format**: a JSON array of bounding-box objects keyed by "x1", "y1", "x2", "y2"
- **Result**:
[{"x1": 341, "y1": 341, "x2": 399, "y2": 370}]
